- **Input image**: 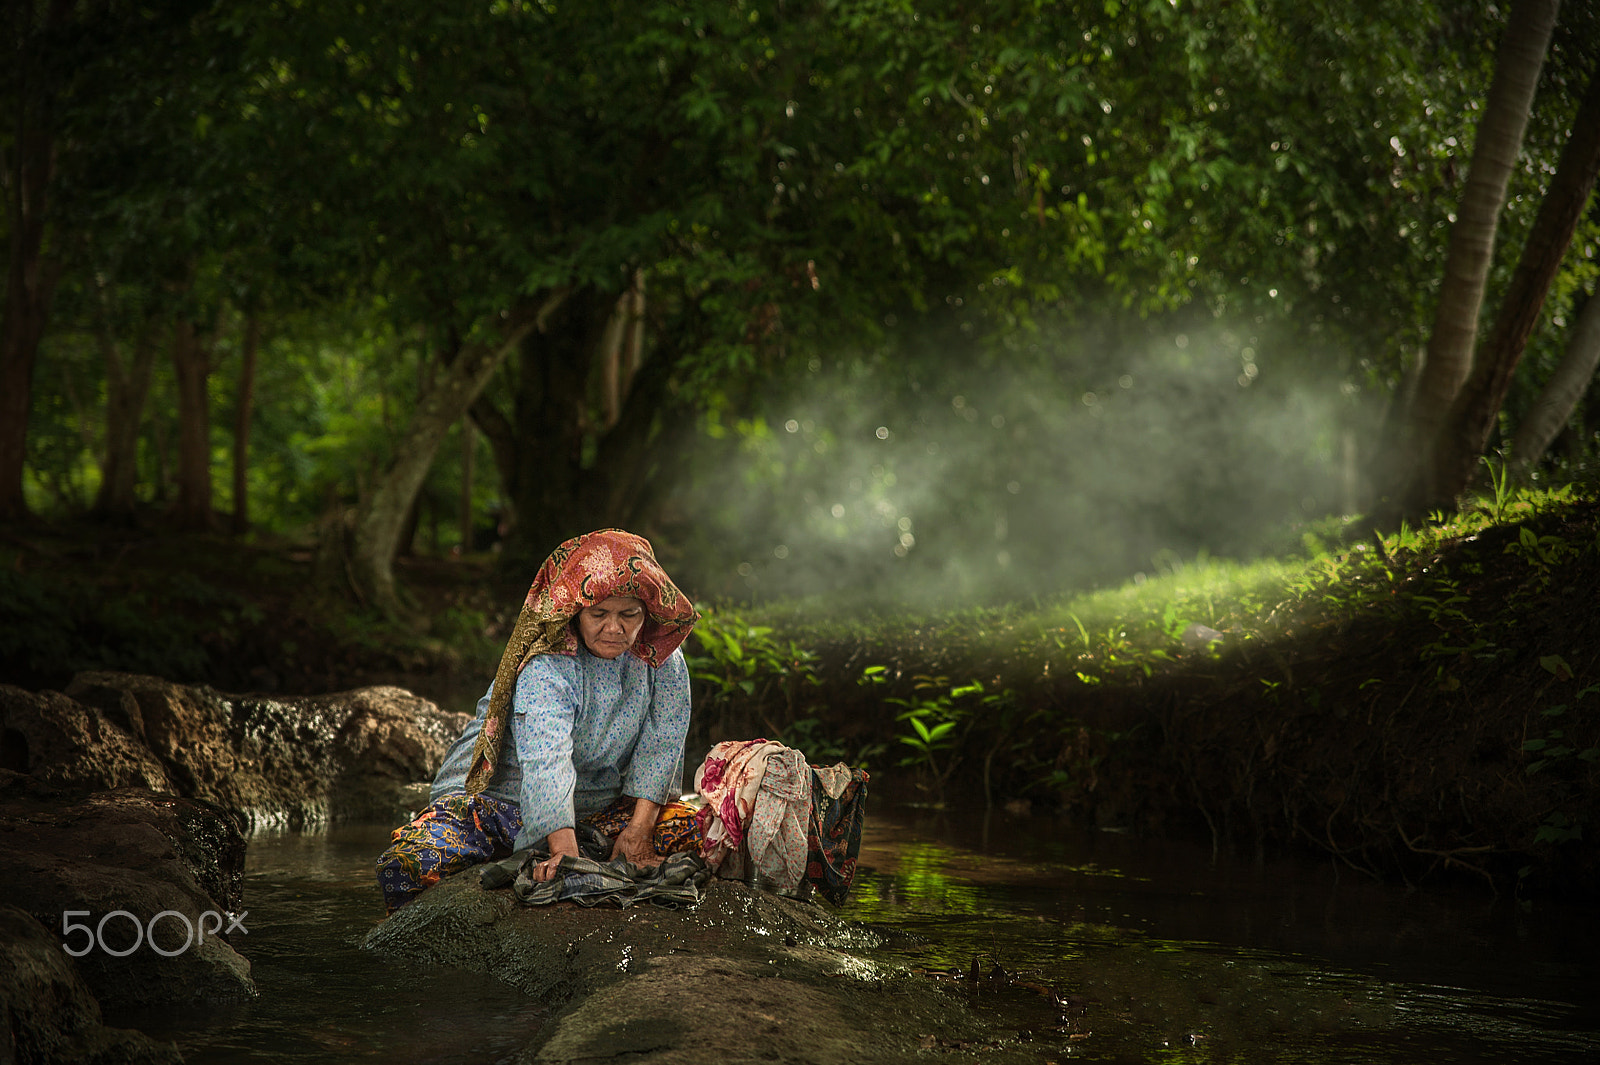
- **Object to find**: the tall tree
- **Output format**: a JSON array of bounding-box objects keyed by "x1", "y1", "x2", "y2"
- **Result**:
[
  {"x1": 0, "y1": 0, "x2": 73, "y2": 520},
  {"x1": 230, "y1": 309, "x2": 260, "y2": 535},
  {"x1": 1391, "y1": 0, "x2": 1559, "y2": 513},
  {"x1": 19, "y1": 0, "x2": 1584, "y2": 603},
  {"x1": 4, "y1": 0, "x2": 224, "y2": 521},
  {"x1": 169, "y1": 307, "x2": 215, "y2": 530},
  {"x1": 237, "y1": 0, "x2": 719, "y2": 609},
  {"x1": 91, "y1": 283, "x2": 158, "y2": 519},
  {"x1": 1511, "y1": 283, "x2": 1600, "y2": 474},
  {"x1": 340, "y1": 295, "x2": 566, "y2": 611},
  {"x1": 1429, "y1": 65, "x2": 1600, "y2": 502},
  {"x1": 471, "y1": 282, "x2": 709, "y2": 563}
]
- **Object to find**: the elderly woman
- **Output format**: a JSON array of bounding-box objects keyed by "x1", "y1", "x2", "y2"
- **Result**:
[{"x1": 376, "y1": 529, "x2": 701, "y2": 914}]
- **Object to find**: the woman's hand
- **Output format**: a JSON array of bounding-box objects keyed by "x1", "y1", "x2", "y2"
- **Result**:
[
  {"x1": 528, "y1": 827, "x2": 580, "y2": 882},
  {"x1": 610, "y1": 796, "x2": 662, "y2": 868}
]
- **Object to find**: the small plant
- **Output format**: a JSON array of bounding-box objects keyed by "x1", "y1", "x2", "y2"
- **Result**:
[
  {"x1": 685, "y1": 604, "x2": 822, "y2": 750},
  {"x1": 1533, "y1": 812, "x2": 1585, "y2": 846},
  {"x1": 686, "y1": 605, "x2": 819, "y2": 711},
  {"x1": 1482, "y1": 453, "x2": 1514, "y2": 523},
  {"x1": 888, "y1": 674, "x2": 967, "y2": 790},
  {"x1": 969, "y1": 683, "x2": 1040, "y2": 808},
  {"x1": 1505, "y1": 525, "x2": 1576, "y2": 587},
  {"x1": 765, "y1": 704, "x2": 887, "y2": 769},
  {"x1": 860, "y1": 667, "x2": 979, "y2": 794},
  {"x1": 1068, "y1": 612, "x2": 1091, "y2": 653},
  {"x1": 776, "y1": 715, "x2": 847, "y2": 763},
  {"x1": 1522, "y1": 683, "x2": 1600, "y2": 776},
  {"x1": 1158, "y1": 599, "x2": 1191, "y2": 642},
  {"x1": 1409, "y1": 578, "x2": 1471, "y2": 627}
]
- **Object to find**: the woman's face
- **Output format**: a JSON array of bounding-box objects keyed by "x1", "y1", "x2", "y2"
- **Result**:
[{"x1": 576, "y1": 596, "x2": 647, "y2": 659}]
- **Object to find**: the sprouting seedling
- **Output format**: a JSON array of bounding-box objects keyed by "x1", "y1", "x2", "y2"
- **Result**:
[
  {"x1": 1482, "y1": 453, "x2": 1513, "y2": 522},
  {"x1": 1067, "y1": 611, "x2": 1091, "y2": 653},
  {"x1": 859, "y1": 664, "x2": 889, "y2": 686}
]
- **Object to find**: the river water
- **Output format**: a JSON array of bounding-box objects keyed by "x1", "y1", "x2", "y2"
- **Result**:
[{"x1": 120, "y1": 802, "x2": 1600, "y2": 1064}]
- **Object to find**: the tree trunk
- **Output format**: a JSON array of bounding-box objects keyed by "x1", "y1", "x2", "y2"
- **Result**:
[
  {"x1": 474, "y1": 292, "x2": 718, "y2": 568},
  {"x1": 597, "y1": 270, "x2": 645, "y2": 429},
  {"x1": 231, "y1": 312, "x2": 260, "y2": 535},
  {"x1": 94, "y1": 312, "x2": 159, "y2": 519},
  {"x1": 1391, "y1": 0, "x2": 1558, "y2": 513},
  {"x1": 343, "y1": 290, "x2": 567, "y2": 613},
  {"x1": 397, "y1": 494, "x2": 420, "y2": 559},
  {"x1": 149, "y1": 406, "x2": 170, "y2": 504},
  {"x1": 489, "y1": 291, "x2": 701, "y2": 564},
  {"x1": 170, "y1": 315, "x2": 214, "y2": 530},
  {"x1": 1429, "y1": 65, "x2": 1600, "y2": 504},
  {"x1": 458, "y1": 417, "x2": 474, "y2": 553},
  {"x1": 498, "y1": 288, "x2": 609, "y2": 565},
  {"x1": 1511, "y1": 287, "x2": 1600, "y2": 476},
  {"x1": 0, "y1": 60, "x2": 64, "y2": 521},
  {"x1": 469, "y1": 388, "x2": 516, "y2": 506},
  {"x1": 587, "y1": 333, "x2": 695, "y2": 533}
]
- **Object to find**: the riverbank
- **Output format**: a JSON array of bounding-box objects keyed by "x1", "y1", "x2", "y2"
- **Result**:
[
  {"x1": 3, "y1": 489, "x2": 1597, "y2": 900},
  {"x1": 0, "y1": 669, "x2": 1058, "y2": 1064},
  {"x1": 743, "y1": 491, "x2": 1600, "y2": 901}
]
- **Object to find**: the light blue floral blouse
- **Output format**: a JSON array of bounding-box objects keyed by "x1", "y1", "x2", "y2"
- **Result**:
[{"x1": 430, "y1": 646, "x2": 692, "y2": 850}]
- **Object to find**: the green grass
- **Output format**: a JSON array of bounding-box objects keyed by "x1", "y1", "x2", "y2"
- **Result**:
[{"x1": 746, "y1": 482, "x2": 1594, "y2": 691}]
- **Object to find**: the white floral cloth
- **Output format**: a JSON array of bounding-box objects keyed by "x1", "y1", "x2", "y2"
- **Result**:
[
  {"x1": 744, "y1": 747, "x2": 811, "y2": 894},
  {"x1": 693, "y1": 738, "x2": 785, "y2": 869}
]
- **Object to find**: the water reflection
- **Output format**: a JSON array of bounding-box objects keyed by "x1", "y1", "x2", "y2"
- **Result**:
[
  {"x1": 113, "y1": 810, "x2": 1598, "y2": 1064},
  {"x1": 842, "y1": 802, "x2": 1600, "y2": 1064},
  {"x1": 113, "y1": 824, "x2": 549, "y2": 1064}
]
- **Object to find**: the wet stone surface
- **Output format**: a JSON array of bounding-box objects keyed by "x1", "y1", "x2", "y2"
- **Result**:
[
  {"x1": 0, "y1": 672, "x2": 469, "y2": 1061},
  {"x1": 0, "y1": 772, "x2": 256, "y2": 1013},
  {"x1": 364, "y1": 870, "x2": 1039, "y2": 1064},
  {"x1": 0, "y1": 904, "x2": 184, "y2": 1065}
]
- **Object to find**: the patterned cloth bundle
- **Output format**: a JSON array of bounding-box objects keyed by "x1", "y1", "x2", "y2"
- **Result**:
[{"x1": 693, "y1": 738, "x2": 869, "y2": 905}]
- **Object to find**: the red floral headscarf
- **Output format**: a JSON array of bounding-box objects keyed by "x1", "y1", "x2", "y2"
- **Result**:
[{"x1": 464, "y1": 529, "x2": 698, "y2": 796}]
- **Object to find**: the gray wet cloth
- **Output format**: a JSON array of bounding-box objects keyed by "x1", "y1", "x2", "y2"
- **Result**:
[
  {"x1": 510, "y1": 850, "x2": 711, "y2": 909},
  {"x1": 477, "y1": 822, "x2": 614, "y2": 890}
]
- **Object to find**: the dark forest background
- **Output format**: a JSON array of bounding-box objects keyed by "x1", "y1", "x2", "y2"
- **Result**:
[{"x1": 3, "y1": 0, "x2": 1597, "y2": 616}]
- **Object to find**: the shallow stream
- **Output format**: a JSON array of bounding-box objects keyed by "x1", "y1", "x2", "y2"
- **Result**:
[{"x1": 118, "y1": 803, "x2": 1600, "y2": 1063}]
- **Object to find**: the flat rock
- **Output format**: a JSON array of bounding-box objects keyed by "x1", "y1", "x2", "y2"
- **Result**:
[
  {"x1": 0, "y1": 685, "x2": 172, "y2": 795},
  {"x1": 2, "y1": 671, "x2": 468, "y2": 828},
  {"x1": 366, "y1": 869, "x2": 1037, "y2": 1064}
]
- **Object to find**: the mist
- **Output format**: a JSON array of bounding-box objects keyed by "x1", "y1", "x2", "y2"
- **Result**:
[{"x1": 672, "y1": 318, "x2": 1380, "y2": 610}]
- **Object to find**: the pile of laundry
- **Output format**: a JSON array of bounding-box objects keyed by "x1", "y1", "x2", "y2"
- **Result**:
[
  {"x1": 694, "y1": 738, "x2": 869, "y2": 905},
  {"x1": 477, "y1": 739, "x2": 869, "y2": 909}
]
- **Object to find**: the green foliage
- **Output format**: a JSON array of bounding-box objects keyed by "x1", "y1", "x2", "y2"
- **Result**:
[
  {"x1": 1523, "y1": 684, "x2": 1600, "y2": 777},
  {"x1": 0, "y1": 562, "x2": 240, "y2": 684},
  {"x1": 756, "y1": 482, "x2": 1598, "y2": 804},
  {"x1": 1484, "y1": 455, "x2": 1516, "y2": 523},
  {"x1": 683, "y1": 604, "x2": 824, "y2": 754},
  {"x1": 685, "y1": 602, "x2": 904, "y2": 766},
  {"x1": 18, "y1": 0, "x2": 1600, "y2": 608},
  {"x1": 1533, "y1": 812, "x2": 1584, "y2": 846},
  {"x1": 861, "y1": 667, "x2": 969, "y2": 794},
  {"x1": 686, "y1": 605, "x2": 820, "y2": 708},
  {"x1": 771, "y1": 715, "x2": 856, "y2": 767},
  {"x1": 857, "y1": 666, "x2": 1037, "y2": 801},
  {"x1": 1505, "y1": 524, "x2": 1579, "y2": 588},
  {"x1": 1521, "y1": 654, "x2": 1597, "y2": 863}
]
